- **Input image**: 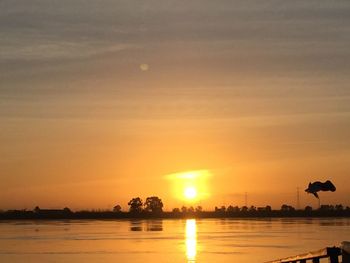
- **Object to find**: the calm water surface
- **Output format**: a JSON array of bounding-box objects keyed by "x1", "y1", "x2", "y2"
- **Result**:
[{"x1": 0, "y1": 218, "x2": 349, "y2": 262}]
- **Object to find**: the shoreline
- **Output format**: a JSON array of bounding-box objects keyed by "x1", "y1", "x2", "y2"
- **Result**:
[{"x1": 1, "y1": 210, "x2": 349, "y2": 220}]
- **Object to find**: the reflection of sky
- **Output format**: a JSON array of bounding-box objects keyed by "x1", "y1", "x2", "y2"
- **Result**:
[{"x1": 185, "y1": 219, "x2": 197, "y2": 262}]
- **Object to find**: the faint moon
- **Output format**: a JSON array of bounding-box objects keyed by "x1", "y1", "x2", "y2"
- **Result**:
[{"x1": 140, "y1": 63, "x2": 149, "y2": 71}]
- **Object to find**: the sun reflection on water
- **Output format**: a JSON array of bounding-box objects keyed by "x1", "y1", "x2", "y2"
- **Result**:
[{"x1": 185, "y1": 219, "x2": 197, "y2": 262}]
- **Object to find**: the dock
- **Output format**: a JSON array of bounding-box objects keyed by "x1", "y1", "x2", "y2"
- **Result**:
[{"x1": 266, "y1": 241, "x2": 349, "y2": 263}]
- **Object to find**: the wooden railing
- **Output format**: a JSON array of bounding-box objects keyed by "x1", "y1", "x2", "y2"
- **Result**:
[{"x1": 266, "y1": 241, "x2": 349, "y2": 263}]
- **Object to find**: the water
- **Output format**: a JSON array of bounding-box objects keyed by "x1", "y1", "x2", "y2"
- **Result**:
[{"x1": 0, "y1": 218, "x2": 349, "y2": 262}]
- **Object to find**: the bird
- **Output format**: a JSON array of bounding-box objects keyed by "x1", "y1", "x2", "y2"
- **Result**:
[{"x1": 305, "y1": 180, "x2": 336, "y2": 199}]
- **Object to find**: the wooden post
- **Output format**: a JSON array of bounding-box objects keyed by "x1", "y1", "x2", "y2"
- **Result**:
[
  {"x1": 341, "y1": 241, "x2": 350, "y2": 263},
  {"x1": 342, "y1": 252, "x2": 350, "y2": 263},
  {"x1": 327, "y1": 247, "x2": 340, "y2": 263},
  {"x1": 329, "y1": 254, "x2": 338, "y2": 263},
  {"x1": 312, "y1": 258, "x2": 320, "y2": 263},
  {"x1": 300, "y1": 260, "x2": 306, "y2": 263}
]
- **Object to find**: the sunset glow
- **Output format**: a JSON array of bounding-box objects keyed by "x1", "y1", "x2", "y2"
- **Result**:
[
  {"x1": 1, "y1": 1, "x2": 349, "y2": 211},
  {"x1": 167, "y1": 170, "x2": 211, "y2": 203}
]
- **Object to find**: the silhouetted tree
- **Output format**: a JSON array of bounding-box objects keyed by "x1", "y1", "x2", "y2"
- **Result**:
[
  {"x1": 195, "y1": 206, "x2": 203, "y2": 212},
  {"x1": 227, "y1": 205, "x2": 240, "y2": 213},
  {"x1": 215, "y1": 206, "x2": 226, "y2": 213},
  {"x1": 249, "y1": 206, "x2": 256, "y2": 212},
  {"x1": 335, "y1": 204, "x2": 343, "y2": 211},
  {"x1": 63, "y1": 207, "x2": 72, "y2": 214},
  {"x1": 227, "y1": 205, "x2": 234, "y2": 212},
  {"x1": 305, "y1": 206, "x2": 313, "y2": 212},
  {"x1": 235, "y1": 206, "x2": 241, "y2": 212},
  {"x1": 265, "y1": 205, "x2": 272, "y2": 212},
  {"x1": 241, "y1": 206, "x2": 248, "y2": 212},
  {"x1": 172, "y1": 208, "x2": 180, "y2": 213},
  {"x1": 188, "y1": 206, "x2": 195, "y2": 213},
  {"x1": 181, "y1": 206, "x2": 187, "y2": 213},
  {"x1": 128, "y1": 197, "x2": 143, "y2": 213},
  {"x1": 34, "y1": 206, "x2": 40, "y2": 213},
  {"x1": 320, "y1": 205, "x2": 334, "y2": 211},
  {"x1": 144, "y1": 196, "x2": 163, "y2": 213},
  {"x1": 281, "y1": 204, "x2": 295, "y2": 212},
  {"x1": 113, "y1": 205, "x2": 122, "y2": 212}
]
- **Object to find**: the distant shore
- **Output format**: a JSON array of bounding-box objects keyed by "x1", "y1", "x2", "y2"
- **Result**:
[{"x1": 1, "y1": 209, "x2": 349, "y2": 220}]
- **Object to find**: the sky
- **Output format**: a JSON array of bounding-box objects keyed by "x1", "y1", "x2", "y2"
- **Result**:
[{"x1": 1, "y1": 0, "x2": 350, "y2": 210}]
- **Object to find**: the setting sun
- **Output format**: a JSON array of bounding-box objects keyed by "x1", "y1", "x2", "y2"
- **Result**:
[
  {"x1": 184, "y1": 187, "x2": 197, "y2": 200},
  {"x1": 166, "y1": 170, "x2": 211, "y2": 204}
]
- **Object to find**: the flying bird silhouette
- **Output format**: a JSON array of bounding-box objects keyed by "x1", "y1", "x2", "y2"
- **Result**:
[{"x1": 305, "y1": 180, "x2": 336, "y2": 199}]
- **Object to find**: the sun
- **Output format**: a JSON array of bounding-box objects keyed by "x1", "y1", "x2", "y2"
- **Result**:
[
  {"x1": 166, "y1": 169, "x2": 211, "y2": 202},
  {"x1": 184, "y1": 186, "x2": 197, "y2": 200}
]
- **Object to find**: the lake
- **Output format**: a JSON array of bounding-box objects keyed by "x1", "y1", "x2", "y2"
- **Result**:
[{"x1": 0, "y1": 218, "x2": 349, "y2": 262}]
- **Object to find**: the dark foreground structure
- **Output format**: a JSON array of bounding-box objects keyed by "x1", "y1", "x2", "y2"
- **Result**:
[{"x1": 266, "y1": 241, "x2": 349, "y2": 263}]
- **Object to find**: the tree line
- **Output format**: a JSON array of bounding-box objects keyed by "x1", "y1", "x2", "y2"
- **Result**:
[{"x1": 1, "y1": 196, "x2": 350, "y2": 219}]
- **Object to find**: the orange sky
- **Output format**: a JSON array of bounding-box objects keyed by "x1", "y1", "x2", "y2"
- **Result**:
[{"x1": 1, "y1": 1, "x2": 349, "y2": 210}]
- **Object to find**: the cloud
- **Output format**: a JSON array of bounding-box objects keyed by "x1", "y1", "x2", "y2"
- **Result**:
[{"x1": 0, "y1": 41, "x2": 135, "y2": 61}]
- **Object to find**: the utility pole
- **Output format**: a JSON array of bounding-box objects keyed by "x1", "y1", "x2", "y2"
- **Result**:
[{"x1": 296, "y1": 187, "x2": 300, "y2": 210}]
